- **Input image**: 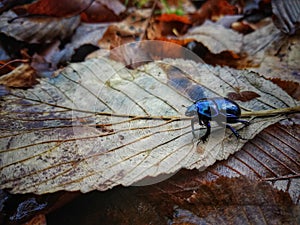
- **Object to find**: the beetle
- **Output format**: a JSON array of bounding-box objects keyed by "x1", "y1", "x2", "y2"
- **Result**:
[{"x1": 185, "y1": 97, "x2": 250, "y2": 143}]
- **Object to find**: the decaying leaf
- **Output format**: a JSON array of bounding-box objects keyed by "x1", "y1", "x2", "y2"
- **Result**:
[
  {"x1": 23, "y1": 214, "x2": 46, "y2": 225},
  {"x1": 80, "y1": 0, "x2": 124, "y2": 23},
  {"x1": 24, "y1": 0, "x2": 94, "y2": 17},
  {"x1": 0, "y1": 10, "x2": 80, "y2": 44},
  {"x1": 43, "y1": 23, "x2": 107, "y2": 66},
  {"x1": 97, "y1": 9, "x2": 151, "y2": 49},
  {"x1": 0, "y1": 50, "x2": 298, "y2": 194},
  {"x1": 47, "y1": 175, "x2": 299, "y2": 224},
  {"x1": 272, "y1": 0, "x2": 300, "y2": 35},
  {"x1": 181, "y1": 20, "x2": 243, "y2": 55},
  {"x1": 0, "y1": 63, "x2": 38, "y2": 88},
  {"x1": 227, "y1": 91, "x2": 260, "y2": 102},
  {"x1": 242, "y1": 22, "x2": 300, "y2": 81},
  {"x1": 162, "y1": 176, "x2": 298, "y2": 225}
]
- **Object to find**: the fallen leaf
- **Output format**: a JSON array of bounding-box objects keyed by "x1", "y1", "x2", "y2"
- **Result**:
[
  {"x1": 166, "y1": 176, "x2": 297, "y2": 224},
  {"x1": 272, "y1": 0, "x2": 300, "y2": 35},
  {"x1": 190, "y1": 0, "x2": 237, "y2": 25},
  {"x1": 25, "y1": 0, "x2": 94, "y2": 17},
  {"x1": 181, "y1": 20, "x2": 243, "y2": 55},
  {"x1": 147, "y1": 14, "x2": 191, "y2": 39},
  {"x1": 0, "y1": 44, "x2": 298, "y2": 194},
  {"x1": 0, "y1": 10, "x2": 80, "y2": 44},
  {"x1": 31, "y1": 40, "x2": 61, "y2": 75},
  {"x1": 23, "y1": 214, "x2": 46, "y2": 225},
  {"x1": 80, "y1": 0, "x2": 124, "y2": 23},
  {"x1": 194, "y1": 117, "x2": 300, "y2": 204},
  {"x1": 227, "y1": 91, "x2": 260, "y2": 102},
  {"x1": 242, "y1": 22, "x2": 300, "y2": 81},
  {"x1": 156, "y1": 13, "x2": 192, "y2": 24},
  {"x1": 97, "y1": 0, "x2": 125, "y2": 16},
  {"x1": 54, "y1": 23, "x2": 108, "y2": 64},
  {"x1": 0, "y1": 63, "x2": 38, "y2": 88},
  {"x1": 97, "y1": 9, "x2": 151, "y2": 49},
  {"x1": 269, "y1": 78, "x2": 300, "y2": 100}
]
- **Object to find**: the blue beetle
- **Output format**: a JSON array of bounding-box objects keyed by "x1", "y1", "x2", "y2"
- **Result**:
[{"x1": 185, "y1": 97, "x2": 250, "y2": 142}]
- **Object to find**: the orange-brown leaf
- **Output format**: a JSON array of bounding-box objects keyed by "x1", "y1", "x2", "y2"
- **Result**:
[
  {"x1": 25, "y1": 0, "x2": 93, "y2": 17},
  {"x1": 0, "y1": 63, "x2": 38, "y2": 88},
  {"x1": 156, "y1": 13, "x2": 192, "y2": 24},
  {"x1": 227, "y1": 91, "x2": 260, "y2": 102}
]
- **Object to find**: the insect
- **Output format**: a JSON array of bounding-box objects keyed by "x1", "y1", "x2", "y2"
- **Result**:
[{"x1": 185, "y1": 97, "x2": 250, "y2": 143}]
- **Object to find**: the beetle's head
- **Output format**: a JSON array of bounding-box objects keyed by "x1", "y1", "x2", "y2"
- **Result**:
[{"x1": 185, "y1": 104, "x2": 198, "y2": 116}]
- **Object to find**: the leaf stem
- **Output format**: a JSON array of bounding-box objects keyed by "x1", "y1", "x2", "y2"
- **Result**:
[{"x1": 241, "y1": 105, "x2": 300, "y2": 118}]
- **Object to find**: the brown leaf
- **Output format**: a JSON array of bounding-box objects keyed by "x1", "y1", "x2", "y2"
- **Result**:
[
  {"x1": 23, "y1": 214, "x2": 46, "y2": 225},
  {"x1": 0, "y1": 63, "x2": 38, "y2": 88},
  {"x1": 241, "y1": 22, "x2": 300, "y2": 80},
  {"x1": 137, "y1": 175, "x2": 297, "y2": 224},
  {"x1": 97, "y1": 9, "x2": 151, "y2": 49},
  {"x1": 190, "y1": 0, "x2": 237, "y2": 25},
  {"x1": 0, "y1": 10, "x2": 80, "y2": 44},
  {"x1": 171, "y1": 178, "x2": 296, "y2": 224},
  {"x1": 156, "y1": 13, "x2": 192, "y2": 24},
  {"x1": 80, "y1": 0, "x2": 123, "y2": 22},
  {"x1": 198, "y1": 118, "x2": 300, "y2": 204},
  {"x1": 147, "y1": 14, "x2": 191, "y2": 39},
  {"x1": 270, "y1": 78, "x2": 300, "y2": 101},
  {"x1": 0, "y1": 59, "x2": 28, "y2": 75},
  {"x1": 227, "y1": 91, "x2": 260, "y2": 102},
  {"x1": 97, "y1": 0, "x2": 125, "y2": 16},
  {"x1": 24, "y1": 0, "x2": 94, "y2": 17}
]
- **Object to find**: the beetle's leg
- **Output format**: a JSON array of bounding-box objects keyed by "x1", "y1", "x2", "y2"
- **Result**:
[
  {"x1": 200, "y1": 120, "x2": 211, "y2": 143},
  {"x1": 226, "y1": 124, "x2": 248, "y2": 140},
  {"x1": 191, "y1": 117, "x2": 198, "y2": 138},
  {"x1": 237, "y1": 119, "x2": 250, "y2": 126}
]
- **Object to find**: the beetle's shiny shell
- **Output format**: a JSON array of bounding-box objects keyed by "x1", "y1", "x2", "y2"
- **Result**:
[{"x1": 187, "y1": 97, "x2": 241, "y2": 123}]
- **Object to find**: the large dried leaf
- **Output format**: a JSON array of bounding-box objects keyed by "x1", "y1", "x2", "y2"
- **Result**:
[
  {"x1": 0, "y1": 44, "x2": 298, "y2": 194},
  {"x1": 46, "y1": 175, "x2": 299, "y2": 225},
  {"x1": 0, "y1": 10, "x2": 80, "y2": 44},
  {"x1": 242, "y1": 22, "x2": 300, "y2": 81},
  {"x1": 181, "y1": 20, "x2": 243, "y2": 54}
]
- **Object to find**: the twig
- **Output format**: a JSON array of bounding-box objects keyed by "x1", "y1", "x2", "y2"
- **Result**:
[{"x1": 139, "y1": 0, "x2": 158, "y2": 41}]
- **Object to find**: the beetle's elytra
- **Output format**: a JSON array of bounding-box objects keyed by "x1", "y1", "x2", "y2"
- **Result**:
[{"x1": 185, "y1": 97, "x2": 250, "y2": 143}]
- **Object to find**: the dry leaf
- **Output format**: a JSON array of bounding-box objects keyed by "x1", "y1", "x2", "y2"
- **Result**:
[
  {"x1": 97, "y1": 9, "x2": 151, "y2": 49},
  {"x1": 80, "y1": 0, "x2": 123, "y2": 23},
  {"x1": 181, "y1": 20, "x2": 243, "y2": 54},
  {"x1": 0, "y1": 63, "x2": 38, "y2": 88},
  {"x1": 25, "y1": 0, "x2": 94, "y2": 17},
  {"x1": 97, "y1": 0, "x2": 125, "y2": 16},
  {"x1": 0, "y1": 10, "x2": 80, "y2": 44},
  {"x1": 272, "y1": 0, "x2": 300, "y2": 35},
  {"x1": 242, "y1": 22, "x2": 300, "y2": 81},
  {"x1": 227, "y1": 91, "x2": 260, "y2": 102},
  {"x1": 190, "y1": 0, "x2": 237, "y2": 25},
  {"x1": 0, "y1": 48, "x2": 298, "y2": 194},
  {"x1": 23, "y1": 214, "x2": 46, "y2": 225}
]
